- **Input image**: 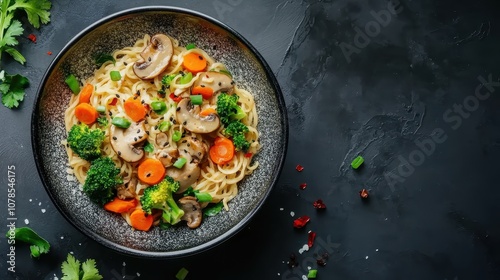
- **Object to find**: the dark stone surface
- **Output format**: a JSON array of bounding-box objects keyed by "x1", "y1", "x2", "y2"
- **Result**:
[{"x1": 1, "y1": 0, "x2": 499, "y2": 279}]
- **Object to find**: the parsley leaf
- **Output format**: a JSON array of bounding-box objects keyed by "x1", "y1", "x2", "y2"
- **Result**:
[
  {"x1": 61, "y1": 253, "x2": 103, "y2": 280},
  {"x1": 0, "y1": 70, "x2": 29, "y2": 109}
]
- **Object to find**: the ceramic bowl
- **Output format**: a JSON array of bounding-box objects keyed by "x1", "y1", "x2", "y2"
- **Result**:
[{"x1": 31, "y1": 6, "x2": 288, "y2": 258}]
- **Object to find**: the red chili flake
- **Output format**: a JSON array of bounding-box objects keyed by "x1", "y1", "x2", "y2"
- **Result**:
[
  {"x1": 307, "y1": 230, "x2": 316, "y2": 248},
  {"x1": 359, "y1": 189, "x2": 369, "y2": 199},
  {"x1": 293, "y1": 215, "x2": 310, "y2": 228},
  {"x1": 169, "y1": 93, "x2": 182, "y2": 103},
  {"x1": 299, "y1": 183, "x2": 307, "y2": 190},
  {"x1": 295, "y1": 164, "x2": 304, "y2": 172},
  {"x1": 27, "y1": 34, "x2": 36, "y2": 43},
  {"x1": 109, "y1": 98, "x2": 118, "y2": 106},
  {"x1": 244, "y1": 152, "x2": 253, "y2": 158},
  {"x1": 47, "y1": 51, "x2": 52, "y2": 55},
  {"x1": 313, "y1": 199, "x2": 326, "y2": 209},
  {"x1": 143, "y1": 103, "x2": 151, "y2": 111}
]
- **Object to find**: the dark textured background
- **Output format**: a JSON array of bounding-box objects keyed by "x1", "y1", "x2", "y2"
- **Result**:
[{"x1": 1, "y1": 0, "x2": 500, "y2": 279}]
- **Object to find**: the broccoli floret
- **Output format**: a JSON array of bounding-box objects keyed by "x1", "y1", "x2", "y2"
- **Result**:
[
  {"x1": 216, "y1": 93, "x2": 246, "y2": 126},
  {"x1": 83, "y1": 157, "x2": 122, "y2": 206},
  {"x1": 158, "y1": 74, "x2": 177, "y2": 96},
  {"x1": 67, "y1": 123, "x2": 105, "y2": 161},
  {"x1": 224, "y1": 121, "x2": 250, "y2": 152},
  {"x1": 140, "y1": 176, "x2": 185, "y2": 225}
]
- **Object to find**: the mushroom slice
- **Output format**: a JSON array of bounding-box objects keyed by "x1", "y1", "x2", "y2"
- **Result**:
[
  {"x1": 155, "y1": 147, "x2": 178, "y2": 168},
  {"x1": 110, "y1": 121, "x2": 147, "y2": 162},
  {"x1": 155, "y1": 132, "x2": 169, "y2": 148},
  {"x1": 166, "y1": 164, "x2": 200, "y2": 194},
  {"x1": 192, "y1": 71, "x2": 234, "y2": 95},
  {"x1": 178, "y1": 137, "x2": 208, "y2": 164},
  {"x1": 133, "y1": 34, "x2": 174, "y2": 79},
  {"x1": 177, "y1": 98, "x2": 220, "y2": 134},
  {"x1": 178, "y1": 196, "x2": 202, "y2": 229},
  {"x1": 116, "y1": 175, "x2": 138, "y2": 200}
]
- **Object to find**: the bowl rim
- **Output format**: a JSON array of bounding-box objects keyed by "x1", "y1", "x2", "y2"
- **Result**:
[{"x1": 31, "y1": 6, "x2": 289, "y2": 259}]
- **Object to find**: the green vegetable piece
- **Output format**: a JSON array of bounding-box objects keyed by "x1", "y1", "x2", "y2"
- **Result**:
[
  {"x1": 140, "y1": 176, "x2": 184, "y2": 225},
  {"x1": 195, "y1": 192, "x2": 212, "y2": 203},
  {"x1": 97, "y1": 117, "x2": 108, "y2": 127},
  {"x1": 151, "y1": 100, "x2": 167, "y2": 114},
  {"x1": 186, "y1": 43, "x2": 196, "y2": 50},
  {"x1": 351, "y1": 155, "x2": 364, "y2": 169},
  {"x1": 158, "y1": 121, "x2": 170, "y2": 132},
  {"x1": 190, "y1": 94, "x2": 203, "y2": 105},
  {"x1": 307, "y1": 269, "x2": 318, "y2": 279},
  {"x1": 65, "y1": 74, "x2": 80, "y2": 94},
  {"x1": 173, "y1": 157, "x2": 187, "y2": 169},
  {"x1": 83, "y1": 157, "x2": 123, "y2": 206},
  {"x1": 111, "y1": 117, "x2": 131, "y2": 129},
  {"x1": 179, "y1": 72, "x2": 192, "y2": 84},
  {"x1": 6, "y1": 227, "x2": 50, "y2": 258},
  {"x1": 203, "y1": 201, "x2": 224, "y2": 217},
  {"x1": 94, "y1": 53, "x2": 116, "y2": 68},
  {"x1": 110, "y1": 70, "x2": 122, "y2": 81},
  {"x1": 176, "y1": 267, "x2": 189, "y2": 280},
  {"x1": 61, "y1": 253, "x2": 103, "y2": 280},
  {"x1": 0, "y1": 71, "x2": 30, "y2": 109},
  {"x1": 144, "y1": 141, "x2": 154, "y2": 153},
  {"x1": 67, "y1": 124, "x2": 105, "y2": 161},
  {"x1": 172, "y1": 130, "x2": 182, "y2": 142},
  {"x1": 96, "y1": 105, "x2": 106, "y2": 113}
]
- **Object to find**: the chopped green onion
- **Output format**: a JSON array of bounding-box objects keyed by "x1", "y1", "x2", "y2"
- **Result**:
[
  {"x1": 158, "y1": 121, "x2": 170, "y2": 132},
  {"x1": 195, "y1": 192, "x2": 212, "y2": 203},
  {"x1": 144, "y1": 141, "x2": 154, "y2": 153},
  {"x1": 173, "y1": 157, "x2": 187, "y2": 169},
  {"x1": 190, "y1": 95, "x2": 203, "y2": 105},
  {"x1": 203, "y1": 201, "x2": 224, "y2": 217},
  {"x1": 151, "y1": 101, "x2": 167, "y2": 114},
  {"x1": 96, "y1": 105, "x2": 106, "y2": 113},
  {"x1": 110, "y1": 70, "x2": 122, "y2": 81},
  {"x1": 179, "y1": 72, "x2": 192, "y2": 84},
  {"x1": 219, "y1": 69, "x2": 233, "y2": 78},
  {"x1": 111, "y1": 117, "x2": 131, "y2": 128},
  {"x1": 351, "y1": 155, "x2": 364, "y2": 169},
  {"x1": 95, "y1": 53, "x2": 115, "y2": 68},
  {"x1": 65, "y1": 74, "x2": 80, "y2": 94},
  {"x1": 307, "y1": 269, "x2": 318, "y2": 279},
  {"x1": 175, "y1": 267, "x2": 189, "y2": 280},
  {"x1": 186, "y1": 43, "x2": 196, "y2": 50},
  {"x1": 172, "y1": 130, "x2": 182, "y2": 142}
]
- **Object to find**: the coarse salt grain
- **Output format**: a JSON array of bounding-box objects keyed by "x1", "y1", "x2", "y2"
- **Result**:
[
  {"x1": 41, "y1": 209, "x2": 46, "y2": 213},
  {"x1": 298, "y1": 244, "x2": 309, "y2": 254},
  {"x1": 24, "y1": 219, "x2": 29, "y2": 224},
  {"x1": 290, "y1": 211, "x2": 295, "y2": 217}
]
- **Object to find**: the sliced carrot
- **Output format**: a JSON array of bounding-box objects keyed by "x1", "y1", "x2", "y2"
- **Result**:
[
  {"x1": 182, "y1": 52, "x2": 207, "y2": 74},
  {"x1": 78, "y1": 83, "x2": 94, "y2": 104},
  {"x1": 129, "y1": 208, "x2": 154, "y2": 231},
  {"x1": 124, "y1": 97, "x2": 147, "y2": 122},
  {"x1": 137, "y1": 158, "x2": 166, "y2": 185},
  {"x1": 200, "y1": 108, "x2": 217, "y2": 117},
  {"x1": 192, "y1": 85, "x2": 214, "y2": 99},
  {"x1": 104, "y1": 197, "x2": 138, "y2": 213},
  {"x1": 209, "y1": 137, "x2": 235, "y2": 165},
  {"x1": 74, "y1": 103, "x2": 98, "y2": 125}
]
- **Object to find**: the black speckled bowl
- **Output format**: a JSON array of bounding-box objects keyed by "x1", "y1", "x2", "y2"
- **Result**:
[{"x1": 31, "y1": 6, "x2": 288, "y2": 258}]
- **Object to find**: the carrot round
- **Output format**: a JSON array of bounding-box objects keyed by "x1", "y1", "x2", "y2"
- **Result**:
[
  {"x1": 209, "y1": 137, "x2": 235, "y2": 165},
  {"x1": 129, "y1": 208, "x2": 154, "y2": 231},
  {"x1": 192, "y1": 85, "x2": 214, "y2": 99},
  {"x1": 124, "y1": 97, "x2": 147, "y2": 122},
  {"x1": 74, "y1": 103, "x2": 98, "y2": 125},
  {"x1": 200, "y1": 108, "x2": 217, "y2": 117},
  {"x1": 78, "y1": 83, "x2": 94, "y2": 104},
  {"x1": 138, "y1": 158, "x2": 166, "y2": 185},
  {"x1": 183, "y1": 52, "x2": 207, "y2": 74},
  {"x1": 104, "y1": 197, "x2": 138, "y2": 213}
]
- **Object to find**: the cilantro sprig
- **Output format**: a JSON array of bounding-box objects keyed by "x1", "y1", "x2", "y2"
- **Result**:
[
  {"x1": 61, "y1": 253, "x2": 103, "y2": 280},
  {"x1": 0, "y1": 0, "x2": 52, "y2": 109}
]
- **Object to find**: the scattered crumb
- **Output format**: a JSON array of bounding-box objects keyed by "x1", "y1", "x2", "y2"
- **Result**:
[
  {"x1": 302, "y1": 275, "x2": 307, "y2": 280},
  {"x1": 376, "y1": 249, "x2": 379, "y2": 252},
  {"x1": 307, "y1": 266, "x2": 311, "y2": 270},
  {"x1": 39, "y1": 202, "x2": 42, "y2": 206},
  {"x1": 280, "y1": 208, "x2": 284, "y2": 211},
  {"x1": 41, "y1": 209, "x2": 46, "y2": 213},
  {"x1": 365, "y1": 256, "x2": 369, "y2": 259},
  {"x1": 61, "y1": 236, "x2": 64, "y2": 239},
  {"x1": 24, "y1": 219, "x2": 29, "y2": 225},
  {"x1": 53, "y1": 274, "x2": 58, "y2": 280},
  {"x1": 277, "y1": 273, "x2": 281, "y2": 276},
  {"x1": 299, "y1": 244, "x2": 309, "y2": 254},
  {"x1": 290, "y1": 211, "x2": 295, "y2": 217},
  {"x1": 123, "y1": 262, "x2": 126, "y2": 266},
  {"x1": 136, "y1": 272, "x2": 140, "y2": 277},
  {"x1": 29, "y1": 199, "x2": 32, "y2": 202},
  {"x1": 79, "y1": 243, "x2": 81, "y2": 246},
  {"x1": 70, "y1": 251, "x2": 73, "y2": 255}
]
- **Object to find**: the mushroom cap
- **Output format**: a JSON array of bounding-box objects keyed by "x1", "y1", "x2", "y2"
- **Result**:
[
  {"x1": 166, "y1": 164, "x2": 200, "y2": 194},
  {"x1": 193, "y1": 71, "x2": 234, "y2": 95},
  {"x1": 176, "y1": 98, "x2": 220, "y2": 134},
  {"x1": 110, "y1": 121, "x2": 147, "y2": 162},
  {"x1": 133, "y1": 34, "x2": 174, "y2": 79},
  {"x1": 178, "y1": 196, "x2": 202, "y2": 229}
]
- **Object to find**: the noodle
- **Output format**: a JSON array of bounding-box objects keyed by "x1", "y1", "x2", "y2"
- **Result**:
[{"x1": 63, "y1": 34, "x2": 260, "y2": 228}]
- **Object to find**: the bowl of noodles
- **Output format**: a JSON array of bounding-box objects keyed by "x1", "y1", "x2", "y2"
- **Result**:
[{"x1": 31, "y1": 6, "x2": 288, "y2": 258}]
